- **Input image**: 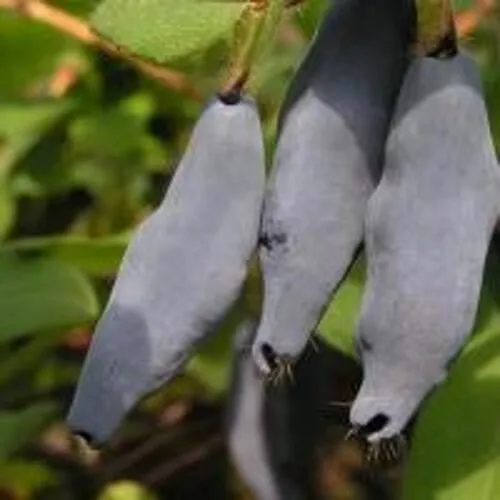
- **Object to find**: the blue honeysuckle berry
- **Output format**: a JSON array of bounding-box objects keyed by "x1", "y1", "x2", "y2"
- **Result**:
[
  {"x1": 350, "y1": 52, "x2": 500, "y2": 443},
  {"x1": 67, "y1": 94, "x2": 266, "y2": 446},
  {"x1": 251, "y1": 0, "x2": 414, "y2": 376}
]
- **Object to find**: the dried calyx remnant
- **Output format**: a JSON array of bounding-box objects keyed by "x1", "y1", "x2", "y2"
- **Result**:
[{"x1": 414, "y1": 0, "x2": 458, "y2": 59}]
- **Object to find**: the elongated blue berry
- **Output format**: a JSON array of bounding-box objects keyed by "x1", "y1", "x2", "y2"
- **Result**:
[
  {"x1": 67, "y1": 96, "x2": 266, "y2": 445},
  {"x1": 252, "y1": 0, "x2": 414, "y2": 375},
  {"x1": 350, "y1": 53, "x2": 500, "y2": 442},
  {"x1": 227, "y1": 320, "x2": 283, "y2": 500}
]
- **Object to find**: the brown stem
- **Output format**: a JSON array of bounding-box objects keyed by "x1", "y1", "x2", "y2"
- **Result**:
[
  {"x1": 456, "y1": 0, "x2": 495, "y2": 39},
  {"x1": 141, "y1": 434, "x2": 223, "y2": 486},
  {"x1": 0, "y1": 0, "x2": 200, "y2": 100},
  {"x1": 220, "y1": 1, "x2": 265, "y2": 101}
]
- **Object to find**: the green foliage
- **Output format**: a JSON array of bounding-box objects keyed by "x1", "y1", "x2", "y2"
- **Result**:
[
  {"x1": 92, "y1": 0, "x2": 243, "y2": 64},
  {"x1": 0, "y1": 12, "x2": 78, "y2": 98},
  {"x1": 4, "y1": 234, "x2": 129, "y2": 276},
  {"x1": 0, "y1": 404, "x2": 57, "y2": 459},
  {"x1": 98, "y1": 481, "x2": 157, "y2": 500},
  {"x1": 0, "y1": 101, "x2": 72, "y2": 176},
  {"x1": 453, "y1": 0, "x2": 474, "y2": 10},
  {"x1": 293, "y1": 0, "x2": 329, "y2": 37},
  {"x1": 0, "y1": 460, "x2": 57, "y2": 498},
  {"x1": 318, "y1": 255, "x2": 365, "y2": 357},
  {"x1": 0, "y1": 255, "x2": 98, "y2": 341},
  {"x1": 0, "y1": 100, "x2": 74, "y2": 235},
  {"x1": 186, "y1": 306, "x2": 244, "y2": 396}
]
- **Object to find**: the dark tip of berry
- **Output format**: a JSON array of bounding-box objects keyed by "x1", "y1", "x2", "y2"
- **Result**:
[
  {"x1": 217, "y1": 90, "x2": 242, "y2": 106},
  {"x1": 359, "y1": 413, "x2": 390, "y2": 437},
  {"x1": 261, "y1": 343, "x2": 279, "y2": 372}
]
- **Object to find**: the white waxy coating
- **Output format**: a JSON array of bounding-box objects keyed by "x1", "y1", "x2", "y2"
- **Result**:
[
  {"x1": 67, "y1": 96, "x2": 266, "y2": 445},
  {"x1": 252, "y1": 0, "x2": 414, "y2": 374},
  {"x1": 227, "y1": 320, "x2": 283, "y2": 500},
  {"x1": 350, "y1": 53, "x2": 500, "y2": 442}
]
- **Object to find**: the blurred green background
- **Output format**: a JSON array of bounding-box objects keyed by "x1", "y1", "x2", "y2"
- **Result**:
[{"x1": 0, "y1": 0, "x2": 498, "y2": 499}]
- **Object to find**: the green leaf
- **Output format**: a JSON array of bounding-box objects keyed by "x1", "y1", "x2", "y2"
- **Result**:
[
  {"x1": 69, "y1": 94, "x2": 156, "y2": 160},
  {"x1": 452, "y1": 0, "x2": 473, "y2": 11},
  {"x1": 5, "y1": 233, "x2": 130, "y2": 276},
  {"x1": 0, "y1": 460, "x2": 57, "y2": 497},
  {"x1": 317, "y1": 254, "x2": 365, "y2": 358},
  {"x1": 51, "y1": 0, "x2": 102, "y2": 15},
  {"x1": 0, "y1": 403, "x2": 57, "y2": 459},
  {"x1": 91, "y1": 0, "x2": 243, "y2": 64},
  {"x1": 0, "y1": 182, "x2": 15, "y2": 238},
  {"x1": 98, "y1": 481, "x2": 157, "y2": 500},
  {"x1": 293, "y1": 0, "x2": 329, "y2": 38},
  {"x1": 403, "y1": 248, "x2": 500, "y2": 499},
  {"x1": 0, "y1": 100, "x2": 73, "y2": 176},
  {"x1": 0, "y1": 332, "x2": 64, "y2": 386},
  {"x1": 0, "y1": 11, "x2": 77, "y2": 98},
  {"x1": 187, "y1": 304, "x2": 244, "y2": 395},
  {"x1": 0, "y1": 254, "x2": 98, "y2": 342}
]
